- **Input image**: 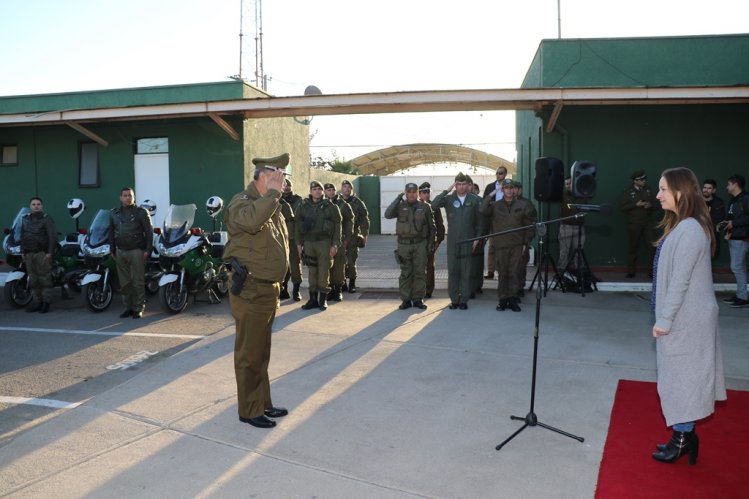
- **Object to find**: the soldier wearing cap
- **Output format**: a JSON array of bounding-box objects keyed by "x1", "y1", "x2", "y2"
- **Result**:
[
  {"x1": 324, "y1": 183, "x2": 355, "y2": 302},
  {"x1": 620, "y1": 169, "x2": 658, "y2": 277},
  {"x1": 340, "y1": 179, "x2": 370, "y2": 292},
  {"x1": 224, "y1": 152, "x2": 290, "y2": 429},
  {"x1": 513, "y1": 179, "x2": 536, "y2": 298},
  {"x1": 463, "y1": 174, "x2": 488, "y2": 297},
  {"x1": 295, "y1": 180, "x2": 342, "y2": 311},
  {"x1": 481, "y1": 178, "x2": 536, "y2": 311},
  {"x1": 20, "y1": 196, "x2": 58, "y2": 313},
  {"x1": 483, "y1": 167, "x2": 508, "y2": 280},
  {"x1": 432, "y1": 172, "x2": 483, "y2": 309},
  {"x1": 279, "y1": 178, "x2": 303, "y2": 301},
  {"x1": 384, "y1": 182, "x2": 436, "y2": 310},
  {"x1": 418, "y1": 182, "x2": 445, "y2": 298}
]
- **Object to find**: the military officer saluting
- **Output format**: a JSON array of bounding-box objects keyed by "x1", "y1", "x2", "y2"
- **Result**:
[
  {"x1": 324, "y1": 183, "x2": 354, "y2": 302},
  {"x1": 224, "y1": 152, "x2": 290, "y2": 429},
  {"x1": 384, "y1": 182, "x2": 436, "y2": 310},
  {"x1": 431, "y1": 172, "x2": 483, "y2": 309},
  {"x1": 295, "y1": 180, "x2": 342, "y2": 311},
  {"x1": 20, "y1": 196, "x2": 58, "y2": 313},
  {"x1": 620, "y1": 169, "x2": 658, "y2": 277},
  {"x1": 418, "y1": 182, "x2": 445, "y2": 298}
]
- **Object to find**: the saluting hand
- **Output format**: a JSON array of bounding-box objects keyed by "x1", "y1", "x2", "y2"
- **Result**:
[{"x1": 265, "y1": 170, "x2": 285, "y2": 193}]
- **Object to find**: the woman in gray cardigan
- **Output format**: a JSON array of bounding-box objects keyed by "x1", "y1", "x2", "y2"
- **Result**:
[{"x1": 651, "y1": 167, "x2": 726, "y2": 465}]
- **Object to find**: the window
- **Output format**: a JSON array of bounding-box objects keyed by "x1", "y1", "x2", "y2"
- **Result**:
[
  {"x1": 136, "y1": 137, "x2": 169, "y2": 154},
  {"x1": 1, "y1": 144, "x2": 18, "y2": 166},
  {"x1": 79, "y1": 142, "x2": 100, "y2": 187}
]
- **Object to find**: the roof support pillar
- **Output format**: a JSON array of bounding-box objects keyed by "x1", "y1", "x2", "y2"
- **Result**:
[{"x1": 209, "y1": 113, "x2": 240, "y2": 141}]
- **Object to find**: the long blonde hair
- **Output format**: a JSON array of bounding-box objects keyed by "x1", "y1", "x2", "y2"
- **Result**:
[{"x1": 655, "y1": 167, "x2": 716, "y2": 255}]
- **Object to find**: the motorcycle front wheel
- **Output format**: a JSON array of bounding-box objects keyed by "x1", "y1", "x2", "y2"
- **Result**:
[
  {"x1": 145, "y1": 278, "x2": 159, "y2": 296},
  {"x1": 82, "y1": 281, "x2": 113, "y2": 312},
  {"x1": 159, "y1": 281, "x2": 188, "y2": 314},
  {"x1": 4, "y1": 278, "x2": 33, "y2": 308}
]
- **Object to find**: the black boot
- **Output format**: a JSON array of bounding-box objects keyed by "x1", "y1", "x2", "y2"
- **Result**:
[
  {"x1": 331, "y1": 284, "x2": 343, "y2": 302},
  {"x1": 26, "y1": 302, "x2": 42, "y2": 313},
  {"x1": 341, "y1": 281, "x2": 348, "y2": 292},
  {"x1": 318, "y1": 291, "x2": 328, "y2": 311},
  {"x1": 496, "y1": 299, "x2": 507, "y2": 311},
  {"x1": 279, "y1": 280, "x2": 290, "y2": 300},
  {"x1": 398, "y1": 300, "x2": 412, "y2": 310},
  {"x1": 39, "y1": 302, "x2": 50, "y2": 314},
  {"x1": 652, "y1": 430, "x2": 699, "y2": 465},
  {"x1": 508, "y1": 297, "x2": 521, "y2": 312},
  {"x1": 412, "y1": 300, "x2": 427, "y2": 310},
  {"x1": 348, "y1": 278, "x2": 357, "y2": 293},
  {"x1": 301, "y1": 292, "x2": 319, "y2": 310},
  {"x1": 292, "y1": 283, "x2": 301, "y2": 301}
]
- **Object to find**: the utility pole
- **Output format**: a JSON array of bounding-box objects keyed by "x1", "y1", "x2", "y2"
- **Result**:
[{"x1": 557, "y1": 0, "x2": 562, "y2": 39}]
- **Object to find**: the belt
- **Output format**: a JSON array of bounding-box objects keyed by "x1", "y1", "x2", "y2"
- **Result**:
[{"x1": 398, "y1": 237, "x2": 424, "y2": 244}]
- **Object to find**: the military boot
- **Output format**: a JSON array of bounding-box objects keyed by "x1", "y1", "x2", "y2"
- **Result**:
[
  {"x1": 318, "y1": 291, "x2": 328, "y2": 311},
  {"x1": 508, "y1": 297, "x2": 521, "y2": 312},
  {"x1": 26, "y1": 301, "x2": 42, "y2": 313},
  {"x1": 279, "y1": 280, "x2": 290, "y2": 300},
  {"x1": 292, "y1": 283, "x2": 301, "y2": 301},
  {"x1": 301, "y1": 292, "x2": 319, "y2": 310},
  {"x1": 348, "y1": 278, "x2": 357, "y2": 293},
  {"x1": 39, "y1": 302, "x2": 50, "y2": 314},
  {"x1": 331, "y1": 284, "x2": 343, "y2": 302}
]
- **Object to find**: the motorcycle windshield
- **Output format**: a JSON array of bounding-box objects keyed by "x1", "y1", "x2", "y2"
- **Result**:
[
  {"x1": 87, "y1": 209, "x2": 111, "y2": 247},
  {"x1": 10, "y1": 207, "x2": 31, "y2": 244},
  {"x1": 162, "y1": 204, "x2": 197, "y2": 244}
]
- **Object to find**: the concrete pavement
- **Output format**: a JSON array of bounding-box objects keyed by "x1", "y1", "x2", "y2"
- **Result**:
[{"x1": 1, "y1": 236, "x2": 747, "y2": 498}]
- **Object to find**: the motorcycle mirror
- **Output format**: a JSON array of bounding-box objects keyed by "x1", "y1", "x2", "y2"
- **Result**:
[{"x1": 153, "y1": 228, "x2": 162, "y2": 235}]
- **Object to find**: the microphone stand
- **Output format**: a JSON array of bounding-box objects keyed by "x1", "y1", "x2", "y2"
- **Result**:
[{"x1": 462, "y1": 214, "x2": 586, "y2": 451}]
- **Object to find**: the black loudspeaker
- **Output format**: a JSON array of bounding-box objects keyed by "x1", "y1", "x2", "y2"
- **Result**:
[
  {"x1": 570, "y1": 160, "x2": 597, "y2": 198},
  {"x1": 534, "y1": 157, "x2": 564, "y2": 202}
]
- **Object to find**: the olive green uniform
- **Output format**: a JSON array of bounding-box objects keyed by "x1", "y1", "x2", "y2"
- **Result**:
[
  {"x1": 620, "y1": 184, "x2": 657, "y2": 274},
  {"x1": 109, "y1": 205, "x2": 153, "y2": 313},
  {"x1": 21, "y1": 212, "x2": 57, "y2": 304},
  {"x1": 329, "y1": 195, "x2": 355, "y2": 288},
  {"x1": 224, "y1": 182, "x2": 289, "y2": 420},
  {"x1": 342, "y1": 194, "x2": 369, "y2": 281},
  {"x1": 384, "y1": 195, "x2": 436, "y2": 302},
  {"x1": 431, "y1": 190, "x2": 482, "y2": 305},
  {"x1": 295, "y1": 198, "x2": 342, "y2": 295},
  {"x1": 426, "y1": 202, "x2": 445, "y2": 296},
  {"x1": 280, "y1": 192, "x2": 303, "y2": 286}
]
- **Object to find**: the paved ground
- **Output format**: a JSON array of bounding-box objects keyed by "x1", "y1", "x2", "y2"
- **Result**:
[{"x1": 0, "y1": 235, "x2": 747, "y2": 498}]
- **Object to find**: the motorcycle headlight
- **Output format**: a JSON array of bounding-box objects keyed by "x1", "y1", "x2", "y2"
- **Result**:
[
  {"x1": 161, "y1": 243, "x2": 187, "y2": 258},
  {"x1": 83, "y1": 242, "x2": 110, "y2": 257}
]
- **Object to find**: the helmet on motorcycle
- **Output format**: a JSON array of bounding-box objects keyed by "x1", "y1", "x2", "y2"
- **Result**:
[
  {"x1": 206, "y1": 196, "x2": 224, "y2": 218},
  {"x1": 67, "y1": 198, "x2": 85, "y2": 219},
  {"x1": 140, "y1": 199, "x2": 157, "y2": 217}
]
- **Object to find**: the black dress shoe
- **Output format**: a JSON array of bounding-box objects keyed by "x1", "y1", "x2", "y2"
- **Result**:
[
  {"x1": 264, "y1": 407, "x2": 288, "y2": 418},
  {"x1": 239, "y1": 415, "x2": 276, "y2": 428},
  {"x1": 398, "y1": 300, "x2": 412, "y2": 310},
  {"x1": 458, "y1": 303, "x2": 468, "y2": 310},
  {"x1": 412, "y1": 300, "x2": 427, "y2": 310},
  {"x1": 448, "y1": 303, "x2": 459, "y2": 310},
  {"x1": 425, "y1": 292, "x2": 432, "y2": 298},
  {"x1": 120, "y1": 309, "x2": 133, "y2": 318},
  {"x1": 132, "y1": 311, "x2": 143, "y2": 319},
  {"x1": 496, "y1": 299, "x2": 507, "y2": 311}
]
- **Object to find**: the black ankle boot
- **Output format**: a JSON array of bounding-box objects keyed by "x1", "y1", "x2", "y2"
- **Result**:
[
  {"x1": 301, "y1": 292, "x2": 319, "y2": 310},
  {"x1": 508, "y1": 297, "x2": 521, "y2": 312},
  {"x1": 279, "y1": 281, "x2": 290, "y2": 300},
  {"x1": 348, "y1": 278, "x2": 357, "y2": 293},
  {"x1": 292, "y1": 283, "x2": 301, "y2": 301},
  {"x1": 652, "y1": 430, "x2": 699, "y2": 465},
  {"x1": 318, "y1": 291, "x2": 328, "y2": 311},
  {"x1": 329, "y1": 284, "x2": 342, "y2": 302}
]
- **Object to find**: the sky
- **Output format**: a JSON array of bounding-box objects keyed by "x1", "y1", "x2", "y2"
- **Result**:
[{"x1": 1, "y1": 0, "x2": 747, "y2": 171}]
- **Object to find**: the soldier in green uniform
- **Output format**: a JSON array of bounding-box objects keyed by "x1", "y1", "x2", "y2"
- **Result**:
[
  {"x1": 223, "y1": 153, "x2": 290, "y2": 429},
  {"x1": 620, "y1": 170, "x2": 658, "y2": 277},
  {"x1": 465, "y1": 174, "x2": 488, "y2": 297},
  {"x1": 418, "y1": 182, "x2": 445, "y2": 298},
  {"x1": 109, "y1": 187, "x2": 153, "y2": 319},
  {"x1": 279, "y1": 178, "x2": 303, "y2": 301},
  {"x1": 482, "y1": 179, "x2": 536, "y2": 311},
  {"x1": 324, "y1": 183, "x2": 354, "y2": 302},
  {"x1": 340, "y1": 179, "x2": 370, "y2": 292},
  {"x1": 384, "y1": 182, "x2": 436, "y2": 310},
  {"x1": 432, "y1": 172, "x2": 483, "y2": 309},
  {"x1": 295, "y1": 180, "x2": 342, "y2": 311},
  {"x1": 514, "y1": 181, "x2": 536, "y2": 300},
  {"x1": 20, "y1": 196, "x2": 57, "y2": 313}
]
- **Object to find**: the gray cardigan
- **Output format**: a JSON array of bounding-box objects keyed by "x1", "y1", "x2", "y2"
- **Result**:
[{"x1": 654, "y1": 217, "x2": 726, "y2": 426}]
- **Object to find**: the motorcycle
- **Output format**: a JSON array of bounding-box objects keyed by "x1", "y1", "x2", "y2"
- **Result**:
[
  {"x1": 156, "y1": 200, "x2": 229, "y2": 314},
  {"x1": 79, "y1": 209, "x2": 117, "y2": 312},
  {"x1": 3, "y1": 206, "x2": 86, "y2": 308}
]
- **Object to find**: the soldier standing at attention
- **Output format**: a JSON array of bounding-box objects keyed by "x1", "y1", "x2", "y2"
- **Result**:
[
  {"x1": 432, "y1": 172, "x2": 482, "y2": 310},
  {"x1": 223, "y1": 153, "x2": 290, "y2": 429},
  {"x1": 20, "y1": 197, "x2": 57, "y2": 313},
  {"x1": 295, "y1": 180, "x2": 342, "y2": 311},
  {"x1": 340, "y1": 179, "x2": 370, "y2": 293},
  {"x1": 324, "y1": 183, "x2": 354, "y2": 303},
  {"x1": 109, "y1": 187, "x2": 153, "y2": 319},
  {"x1": 620, "y1": 170, "x2": 657, "y2": 278},
  {"x1": 418, "y1": 182, "x2": 445, "y2": 298},
  {"x1": 279, "y1": 178, "x2": 303, "y2": 301},
  {"x1": 384, "y1": 182, "x2": 436, "y2": 310},
  {"x1": 483, "y1": 166, "x2": 508, "y2": 279}
]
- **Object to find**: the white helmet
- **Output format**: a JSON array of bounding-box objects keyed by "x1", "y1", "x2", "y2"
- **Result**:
[
  {"x1": 67, "y1": 198, "x2": 85, "y2": 219},
  {"x1": 206, "y1": 196, "x2": 224, "y2": 218},
  {"x1": 140, "y1": 199, "x2": 157, "y2": 217}
]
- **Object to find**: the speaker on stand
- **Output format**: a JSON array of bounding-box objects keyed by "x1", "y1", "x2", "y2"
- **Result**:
[{"x1": 529, "y1": 157, "x2": 564, "y2": 294}]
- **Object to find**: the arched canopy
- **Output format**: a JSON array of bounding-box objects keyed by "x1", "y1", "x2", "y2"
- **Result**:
[{"x1": 350, "y1": 143, "x2": 515, "y2": 176}]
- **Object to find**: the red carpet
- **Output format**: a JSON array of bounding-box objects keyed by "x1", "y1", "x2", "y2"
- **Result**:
[{"x1": 596, "y1": 380, "x2": 749, "y2": 499}]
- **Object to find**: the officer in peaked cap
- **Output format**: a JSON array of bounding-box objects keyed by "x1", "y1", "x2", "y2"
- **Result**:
[
  {"x1": 620, "y1": 169, "x2": 657, "y2": 277},
  {"x1": 224, "y1": 151, "x2": 290, "y2": 429}
]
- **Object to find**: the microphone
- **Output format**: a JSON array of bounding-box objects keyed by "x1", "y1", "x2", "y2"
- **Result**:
[{"x1": 567, "y1": 203, "x2": 613, "y2": 215}]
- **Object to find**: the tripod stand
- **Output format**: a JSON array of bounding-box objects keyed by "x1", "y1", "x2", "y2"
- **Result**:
[
  {"x1": 495, "y1": 220, "x2": 585, "y2": 452},
  {"x1": 557, "y1": 220, "x2": 598, "y2": 296},
  {"x1": 529, "y1": 203, "x2": 561, "y2": 296}
]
